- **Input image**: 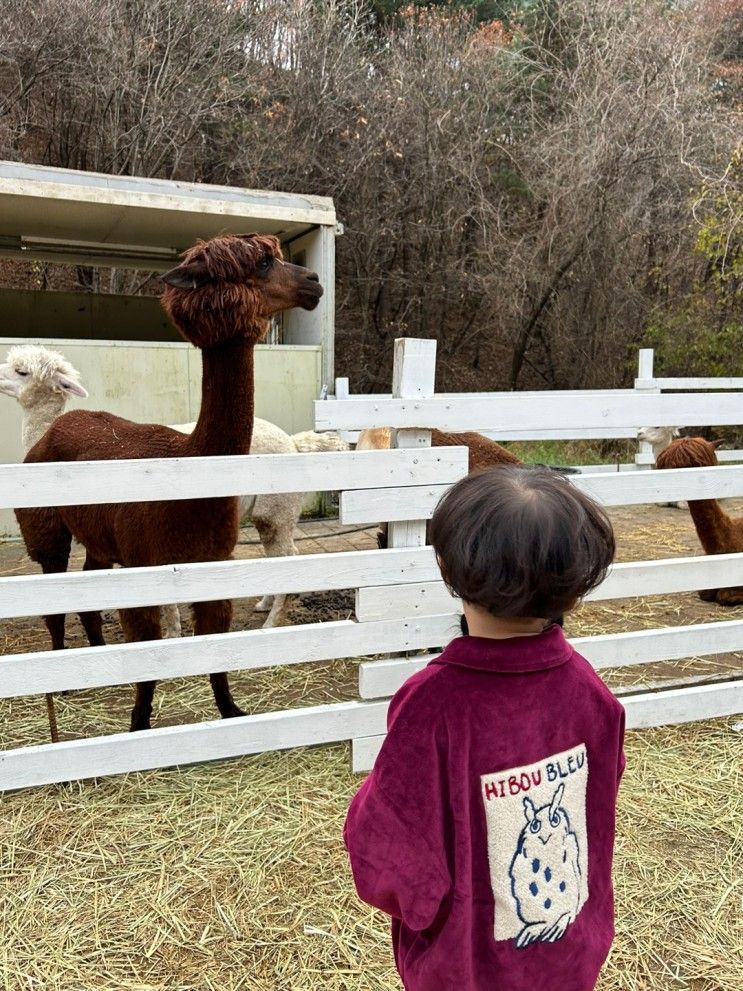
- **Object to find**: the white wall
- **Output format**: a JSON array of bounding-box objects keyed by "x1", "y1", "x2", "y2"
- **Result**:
[{"x1": 0, "y1": 337, "x2": 321, "y2": 537}]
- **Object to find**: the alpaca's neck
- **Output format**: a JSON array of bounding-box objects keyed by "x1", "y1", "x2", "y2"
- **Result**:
[
  {"x1": 20, "y1": 391, "x2": 67, "y2": 452},
  {"x1": 185, "y1": 339, "x2": 256, "y2": 456},
  {"x1": 687, "y1": 499, "x2": 733, "y2": 554}
]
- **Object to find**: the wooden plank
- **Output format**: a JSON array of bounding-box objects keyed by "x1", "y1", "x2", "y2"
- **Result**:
[
  {"x1": 354, "y1": 553, "x2": 743, "y2": 622},
  {"x1": 314, "y1": 391, "x2": 743, "y2": 433},
  {"x1": 0, "y1": 699, "x2": 389, "y2": 792},
  {"x1": 654, "y1": 378, "x2": 743, "y2": 390},
  {"x1": 0, "y1": 447, "x2": 469, "y2": 510},
  {"x1": 388, "y1": 339, "x2": 436, "y2": 550},
  {"x1": 634, "y1": 351, "x2": 657, "y2": 472},
  {"x1": 0, "y1": 615, "x2": 459, "y2": 698},
  {"x1": 623, "y1": 678, "x2": 743, "y2": 729},
  {"x1": 355, "y1": 582, "x2": 456, "y2": 622},
  {"x1": 357, "y1": 619, "x2": 743, "y2": 698},
  {"x1": 351, "y1": 679, "x2": 743, "y2": 772},
  {"x1": 0, "y1": 546, "x2": 440, "y2": 620},
  {"x1": 352, "y1": 734, "x2": 386, "y2": 773},
  {"x1": 340, "y1": 465, "x2": 743, "y2": 524}
]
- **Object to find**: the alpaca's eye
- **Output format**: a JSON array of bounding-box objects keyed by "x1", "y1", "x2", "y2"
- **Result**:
[
  {"x1": 529, "y1": 818, "x2": 541, "y2": 834},
  {"x1": 257, "y1": 255, "x2": 273, "y2": 274},
  {"x1": 550, "y1": 812, "x2": 561, "y2": 827},
  {"x1": 16, "y1": 369, "x2": 28, "y2": 376}
]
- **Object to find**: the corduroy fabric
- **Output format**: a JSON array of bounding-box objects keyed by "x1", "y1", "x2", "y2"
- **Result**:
[{"x1": 344, "y1": 625, "x2": 625, "y2": 991}]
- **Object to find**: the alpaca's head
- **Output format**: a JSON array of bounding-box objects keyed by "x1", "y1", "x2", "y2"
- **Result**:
[
  {"x1": 637, "y1": 426, "x2": 680, "y2": 448},
  {"x1": 160, "y1": 233, "x2": 323, "y2": 349},
  {"x1": 656, "y1": 436, "x2": 723, "y2": 470},
  {"x1": 0, "y1": 345, "x2": 88, "y2": 406}
]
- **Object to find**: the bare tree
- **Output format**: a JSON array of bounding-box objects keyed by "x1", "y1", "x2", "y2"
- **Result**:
[{"x1": 0, "y1": 0, "x2": 737, "y2": 389}]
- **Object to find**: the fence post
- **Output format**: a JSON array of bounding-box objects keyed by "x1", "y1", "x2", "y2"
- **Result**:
[
  {"x1": 634, "y1": 348, "x2": 657, "y2": 470},
  {"x1": 334, "y1": 377, "x2": 356, "y2": 446},
  {"x1": 388, "y1": 339, "x2": 437, "y2": 548},
  {"x1": 351, "y1": 338, "x2": 437, "y2": 772}
]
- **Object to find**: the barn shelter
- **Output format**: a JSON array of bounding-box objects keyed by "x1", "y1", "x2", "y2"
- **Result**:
[{"x1": 0, "y1": 161, "x2": 337, "y2": 535}]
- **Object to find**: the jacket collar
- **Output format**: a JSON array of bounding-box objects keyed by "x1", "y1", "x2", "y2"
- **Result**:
[{"x1": 432, "y1": 624, "x2": 573, "y2": 675}]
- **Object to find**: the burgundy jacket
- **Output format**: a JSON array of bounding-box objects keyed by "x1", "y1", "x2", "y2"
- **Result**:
[{"x1": 344, "y1": 626, "x2": 625, "y2": 991}]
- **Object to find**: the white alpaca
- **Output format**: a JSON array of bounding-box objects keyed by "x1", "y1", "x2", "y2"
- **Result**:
[
  {"x1": 637, "y1": 426, "x2": 681, "y2": 462},
  {"x1": 638, "y1": 426, "x2": 684, "y2": 509},
  {"x1": 163, "y1": 420, "x2": 349, "y2": 634},
  {"x1": 0, "y1": 346, "x2": 90, "y2": 741},
  {"x1": 0, "y1": 345, "x2": 88, "y2": 449}
]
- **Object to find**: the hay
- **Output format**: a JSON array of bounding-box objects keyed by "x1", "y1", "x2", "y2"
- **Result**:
[
  {"x1": 1, "y1": 505, "x2": 742, "y2": 989},
  {"x1": 0, "y1": 722, "x2": 740, "y2": 991}
]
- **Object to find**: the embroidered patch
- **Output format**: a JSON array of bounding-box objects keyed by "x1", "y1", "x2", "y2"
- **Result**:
[{"x1": 480, "y1": 743, "x2": 589, "y2": 948}]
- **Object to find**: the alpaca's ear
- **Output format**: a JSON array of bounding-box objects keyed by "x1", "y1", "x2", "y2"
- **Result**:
[
  {"x1": 712, "y1": 439, "x2": 725, "y2": 450},
  {"x1": 53, "y1": 372, "x2": 88, "y2": 398},
  {"x1": 160, "y1": 261, "x2": 210, "y2": 290}
]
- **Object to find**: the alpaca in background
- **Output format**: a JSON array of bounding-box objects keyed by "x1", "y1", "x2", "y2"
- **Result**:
[
  {"x1": 0, "y1": 349, "x2": 102, "y2": 654},
  {"x1": 637, "y1": 426, "x2": 681, "y2": 462},
  {"x1": 638, "y1": 425, "x2": 684, "y2": 508},
  {"x1": 0, "y1": 345, "x2": 88, "y2": 449},
  {"x1": 0, "y1": 345, "x2": 95, "y2": 741},
  {"x1": 656, "y1": 437, "x2": 743, "y2": 606},
  {"x1": 16, "y1": 233, "x2": 323, "y2": 730},
  {"x1": 357, "y1": 427, "x2": 522, "y2": 548}
]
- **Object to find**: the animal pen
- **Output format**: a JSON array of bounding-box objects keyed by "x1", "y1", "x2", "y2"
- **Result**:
[
  {"x1": 0, "y1": 161, "x2": 338, "y2": 536},
  {"x1": 0, "y1": 338, "x2": 741, "y2": 791}
]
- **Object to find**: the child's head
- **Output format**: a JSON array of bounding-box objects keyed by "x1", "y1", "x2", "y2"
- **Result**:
[{"x1": 429, "y1": 466, "x2": 615, "y2": 622}]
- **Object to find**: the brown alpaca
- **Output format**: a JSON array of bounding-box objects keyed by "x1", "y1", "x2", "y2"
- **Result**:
[
  {"x1": 656, "y1": 437, "x2": 743, "y2": 606},
  {"x1": 357, "y1": 427, "x2": 521, "y2": 471},
  {"x1": 16, "y1": 234, "x2": 323, "y2": 730},
  {"x1": 357, "y1": 427, "x2": 522, "y2": 548}
]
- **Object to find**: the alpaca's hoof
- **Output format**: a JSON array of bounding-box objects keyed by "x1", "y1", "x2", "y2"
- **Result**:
[
  {"x1": 130, "y1": 711, "x2": 152, "y2": 732},
  {"x1": 222, "y1": 703, "x2": 246, "y2": 719},
  {"x1": 254, "y1": 595, "x2": 273, "y2": 613}
]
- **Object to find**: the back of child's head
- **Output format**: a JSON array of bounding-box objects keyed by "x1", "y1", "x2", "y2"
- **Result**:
[{"x1": 429, "y1": 466, "x2": 615, "y2": 620}]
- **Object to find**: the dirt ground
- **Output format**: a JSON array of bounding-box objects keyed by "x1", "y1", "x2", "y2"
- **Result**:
[{"x1": 0, "y1": 503, "x2": 741, "y2": 991}]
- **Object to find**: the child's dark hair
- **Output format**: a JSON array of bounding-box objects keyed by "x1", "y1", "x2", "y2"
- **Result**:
[{"x1": 430, "y1": 466, "x2": 615, "y2": 620}]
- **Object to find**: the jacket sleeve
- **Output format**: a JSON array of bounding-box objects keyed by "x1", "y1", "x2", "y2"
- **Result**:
[{"x1": 343, "y1": 676, "x2": 452, "y2": 931}]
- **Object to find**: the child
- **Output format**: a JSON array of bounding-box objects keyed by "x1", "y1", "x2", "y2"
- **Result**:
[{"x1": 344, "y1": 466, "x2": 625, "y2": 991}]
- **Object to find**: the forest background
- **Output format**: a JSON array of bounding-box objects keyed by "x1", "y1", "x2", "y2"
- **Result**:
[{"x1": 0, "y1": 0, "x2": 740, "y2": 392}]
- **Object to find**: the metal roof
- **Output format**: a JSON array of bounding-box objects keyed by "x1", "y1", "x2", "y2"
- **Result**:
[{"x1": 0, "y1": 162, "x2": 336, "y2": 269}]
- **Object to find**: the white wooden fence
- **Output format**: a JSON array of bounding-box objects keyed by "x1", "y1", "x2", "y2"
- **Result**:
[
  {"x1": 334, "y1": 347, "x2": 743, "y2": 471},
  {"x1": 320, "y1": 340, "x2": 743, "y2": 769},
  {"x1": 0, "y1": 338, "x2": 741, "y2": 790}
]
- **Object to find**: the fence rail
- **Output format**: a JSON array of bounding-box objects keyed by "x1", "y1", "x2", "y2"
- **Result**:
[
  {"x1": 2, "y1": 447, "x2": 467, "y2": 509},
  {"x1": 315, "y1": 391, "x2": 742, "y2": 433},
  {"x1": 340, "y1": 465, "x2": 743, "y2": 525},
  {"x1": 353, "y1": 553, "x2": 743, "y2": 622}
]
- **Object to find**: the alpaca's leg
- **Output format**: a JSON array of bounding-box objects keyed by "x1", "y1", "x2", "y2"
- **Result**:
[
  {"x1": 252, "y1": 497, "x2": 301, "y2": 628},
  {"x1": 24, "y1": 515, "x2": 74, "y2": 744},
  {"x1": 26, "y1": 518, "x2": 73, "y2": 650},
  {"x1": 78, "y1": 555, "x2": 107, "y2": 648},
  {"x1": 191, "y1": 599, "x2": 244, "y2": 718},
  {"x1": 120, "y1": 606, "x2": 163, "y2": 731},
  {"x1": 715, "y1": 587, "x2": 743, "y2": 607},
  {"x1": 161, "y1": 603, "x2": 182, "y2": 638}
]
